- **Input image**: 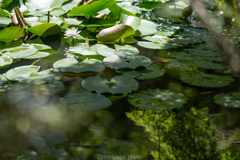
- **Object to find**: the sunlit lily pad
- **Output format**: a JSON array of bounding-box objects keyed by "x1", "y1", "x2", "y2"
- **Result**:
[
  {"x1": 120, "y1": 14, "x2": 141, "y2": 31},
  {"x1": 128, "y1": 88, "x2": 187, "y2": 111},
  {"x1": 27, "y1": 69, "x2": 63, "y2": 84},
  {"x1": 81, "y1": 76, "x2": 138, "y2": 94},
  {"x1": 180, "y1": 71, "x2": 234, "y2": 88},
  {"x1": 118, "y1": 64, "x2": 165, "y2": 79},
  {"x1": 3, "y1": 44, "x2": 38, "y2": 59},
  {"x1": 214, "y1": 92, "x2": 240, "y2": 107},
  {"x1": 69, "y1": 43, "x2": 97, "y2": 56},
  {"x1": 5, "y1": 65, "x2": 40, "y2": 82},
  {"x1": 137, "y1": 41, "x2": 171, "y2": 49},
  {"x1": 59, "y1": 93, "x2": 112, "y2": 110},
  {"x1": 0, "y1": 55, "x2": 13, "y2": 68},
  {"x1": 81, "y1": 18, "x2": 116, "y2": 27},
  {"x1": 136, "y1": 19, "x2": 158, "y2": 36},
  {"x1": 53, "y1": 58, "x2": 105, "y2": 73},
  {"x1": 25, "y1": 51, "x2": 51, "y2": 59},
  {"x1": 94, "y1": 44, "x2": 117, "y2": 57},
  {"x1": 103, "y1": 55, "x2": 151, "y2": 70},
  {"x1": 0, "y1": 26, "x2": 25, "y2": 42},
  {"x1": 31, "y1": 44, "x2": 52, "y2": 50},
  {"x1": 115, "y1": 44, "x2": 139, "y2": 57},
  {"x1": 27, "y1": 23, "x2": 61, "y2": 37}
]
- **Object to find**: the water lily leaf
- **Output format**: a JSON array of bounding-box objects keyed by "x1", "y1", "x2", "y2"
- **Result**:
[
  {"x1": 143, "y1": 35, "x2": 170, "y2": 43},
  {"x1": 118, "y1": 63, "x2": 165, "y2": 79},
  {"x1": 68, "y1": 0, "x2": 115, "y2": 16},
  {"x1": 184, "y1": 49, "x2": 221, "y2": 57},
  {"x1": 25, "y1": 51, "x2": 50, "y2": 59},
  {"x1": 0, "y1": 26, "x2": 25, "y2": 42},
  {"x1": 69, "y1": 43, "x2": 97, "y2": 56},
  {"x1": 81, "y1": 76, "x2": 138, "y2": 94},
  {"x1": 93, "y1": 44, "x2": 117, "y2": 57},
  {"x1": 120, "y1": 14, "x2": 141, "y2": 31},
  {"x1": 97, "y1": 24, "x2": 135, "y2": 43},
  {"x1": 59, "y1": 93, "x2": 112, "y2": 110},
  {"x1": 167, "y1": 59, "x2": 196, "y2": 71},
  {"x1": 62, "y1": 0, "x2": 79, "y2": 11},
  {"x1": 137, "y1": 41, "x2": 171, "y2": 49},
  {"x1": 117, "y1": 2, "x2": 140, "y2": 14},
  {"x1": 0, "y1": 55, "x2": 12, "y2": 68},
  {"x1": 27, "y1": 23, "x2": 61, "y2": 37},
  {"x1": 3, "y1": 44, "x2": 38, "y2": 59},
  {"x1": 193, "y1": 60, "x2": 227, "y2": 70},
  {"x1": 103, "y1": 55, "x2": 151, "y2": 70},
  {"x1": 81, "y1": 18, "x2": 116, "y2": 27},
  {"x1": 0, "y1": 8, "x2": 10, "y2": 16},
  {"x1": 180, "y1": 71, "x2": 234, "y2": 88},
  {"x1": 53, "y1": 58, "x2": 105, "y2": 73},
  {"x1": 136, "y1": 19, "x2": 158, "y2": 36},
  {"x1": 167, "y1": 52, "x2": 203, "y2": 61},
  {"x1": 25, "y1": 0, "x2": 66, "y2": 11},
  {"x1": 31, "y1": 43, "x2": 52, "y2": 50},
  {"x1": 128, "y1": 88, "x2": 187, "y2": 111},
  {"x1": 5, "y1": 65, "x2": 40, "y2": 82},
  {"x1": 214, "y1": 92, "x2": 240, "y2": 107},
  {"x1": 27, "y1": 69, "x2": 62, "y2": 84},
  {"x1": 115, "y1": 44, "x2": 139, "y2": 57}
]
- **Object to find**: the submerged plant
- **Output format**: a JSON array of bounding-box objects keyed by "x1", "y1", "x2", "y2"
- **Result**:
[{"x1": 64, "y1": 27, "x2": 80, "y2": 45}]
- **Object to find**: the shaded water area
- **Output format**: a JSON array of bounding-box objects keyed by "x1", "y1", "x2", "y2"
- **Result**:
[{"x1": 1, "y1": 36, "x2": 240, "y2": 159}]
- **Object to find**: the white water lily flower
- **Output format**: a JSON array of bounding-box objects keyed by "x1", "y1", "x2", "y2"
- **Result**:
[{"x1": 64, "y1": 27, "x2": 80, "y2": 41}]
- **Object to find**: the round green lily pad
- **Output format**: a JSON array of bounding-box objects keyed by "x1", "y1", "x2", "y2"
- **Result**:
[
  {"x1": 193, "y1": 60, "x2": 227, "y2": 70},
  {"x1": 180, "y1": 71, "x2": 234, "y2": 88},
  {"x1": 103, "y1": 55, "x2": 152, "y2": 70},
  {"x1": 114, "y1": 44, "x2": 139, "y2": 57},
  {"x1": 214, "y1": 92, "x2": 240, "y2": 107},
  {"x1": 81, "y1": 76, "x2": 139, "y2": 94},
  {"x1": 0, "y1": 55, "x2": 13, "y2": 68},
  {"x1": 94, "y1": 44, "x2": 117, "y2": 57},
  {"x1": 3, "y1": 44, "x2": 38, "y2": 59},
  {"x1": 59, "y1": 93, "x2": 112, "y2": 110},
  {"x1": 27, "y1": 69, "x2": 63, "y2": 84},
  {"x1": 128, "y1": 89, "x2": 187, "y2": 111},
  {"x1": 69, "y1": 43, "x2": 97, "y2": 56},
  {"x1": 53, "y1": 58, "x2": 105, "y2": 73},
  {"x1": 118, "y1": 63, "x2": 165, "y2": 79},
  {"x1": 5, "y1": 65, "x2": 40, "y2": 82},
  {"x1": 25, "y1": 52, "x2": 51, "y2": 59}
]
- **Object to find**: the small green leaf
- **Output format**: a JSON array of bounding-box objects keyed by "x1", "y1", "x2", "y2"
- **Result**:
[
  {"x1": 0, "y1": 26, "x2": 25, "y2": 42},
  {"x1": 27, "y1": 23, "x2": 61, "y2": 37},
  {"x1": 69, "y1": 43, "x2": 97, "y2": 56}
]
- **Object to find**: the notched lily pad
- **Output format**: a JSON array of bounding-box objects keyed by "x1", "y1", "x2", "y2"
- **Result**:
[
  {"x1": 59, "y1": 93, "x2": 112, "y2": 110},
  {"x1": 114, "y1": 44, "x2": 139, "y2": 57},
  {"x1": 214, "y1": 92, "x2": 240, "y2": 107},
  {"x1": 180, "y1": 71, "x2": 234, "y2": 88},
  {"x1": 103, "y1": 55, "x2": 151, "y2": 70},
  {"x1": 53, "y1": 58, "x2": 105, "y2": 74},
  {"x1": 3, "y1": 44, "x2": 38, "y2": 59},
  {"x1": 128, "y1": 88, "x2": 187, "y2": 111},
  {"x1": 81, "y1": 76, "x2": 138, "y2": 94},
  {"x1": 118, "y1": 63, "x2": 165, "y2": 79}
]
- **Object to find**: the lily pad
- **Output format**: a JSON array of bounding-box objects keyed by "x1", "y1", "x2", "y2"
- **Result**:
[
  {"x1": 3, "y1": 44, "x2": 38, "y2": 59},
  {"x1": 136, "y1": 19, "x2": 158, "y2": 36},
  {"x1": 94, "y1": 44, "x2": 117, "y2": 57},
  {"x1": 115, "y1": 44, "x2": 139, "y2": 57},
  {"x1": 53, "y1": 58, "x2": 105, "y2": 73},
  {"x1": 103, "y1": 55, "x2": 151, "y2": 70},
  {"x1": 128, "y1": 89, "x2": 187, "y2": 111},
  {"x1": 193, "y1": 60, "x2": 227, "y2": 70},
  {"x1": 5, "y1": 65, "x2": 40, "y2": 82},
  {"x1": 214, "y1": 92, "x2": 240, "y2": 107},
  {"x1": 81, "y1": 76, "x2": 138, "y2": 94},
  {"x1": 137, "y1": 41, "x2": 171, "y2": 50},
  {"x1": 69, "y1": 43, "x2": 97, "y2": 56},
  {"x1": 59, "y1": 93, "x2": 112, "y2": 110},
  {"x1": 118, "y1": 63, "x2": 165, "y2": 79},
  {"x1": 81, "y1": 18, "x2": 116, "y2": 27},
  {"x1": 180, "y1": 71, "x2": 234, "y2": 88},
  {"x1": 25, "y1": 0, "x2": 66, "y2": 11},
  {"x1": 120, "y1": 14, "x2": 141, "y2": 31},
  {"x1": 0, "y1": 55, "x2": 13, "y2": 68},
  {"x1": 25, "y1": 51, "x2": 51, "y2": 59}
]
